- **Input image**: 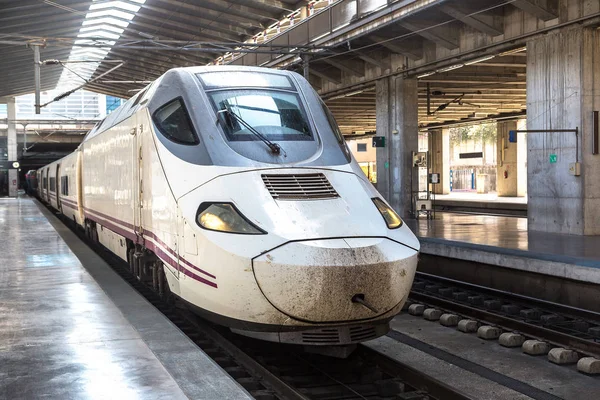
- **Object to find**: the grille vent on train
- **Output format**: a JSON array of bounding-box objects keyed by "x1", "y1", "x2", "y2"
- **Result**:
[
  {"x1": 261, "y1": 173, "x2": 339, "y2": 200},
  {"x1": 301, "y1": 328, "x2": 340, "y2": 344},
  {"x1": 300, "y1": 325, "x2": 378, "y2": 344},
  {"x1": 349, "y1": 326, "x2": 377, "y2": 342}
]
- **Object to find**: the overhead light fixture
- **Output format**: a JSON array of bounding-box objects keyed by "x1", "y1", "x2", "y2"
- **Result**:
[
  {"x1": 417, "y1": 71, "x2": 435, "y2": 78},
  {"x1": 328, "y1": 89, "x2": 365, "y2": 101},
  {"x1": 345, "y1": 89, "x2": 365, "y2": 97},
  {"x1": 465, "y1": 55, "x2": 495, "y2": 65},
  {"x1": 500, "y1": 47, "x2": 526, "y2": 56},
  {"x1": 436, "y1": 64, "x2": 464, "y2": 73}
]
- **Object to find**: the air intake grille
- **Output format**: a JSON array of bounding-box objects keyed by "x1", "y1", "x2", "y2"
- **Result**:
[
  {"x1": 349, "y1": 326, "x2": 377, "y2": 342},
  {"x1": 301, "y1": 328, "x2": 340, "y2": 344},
  {"x1": 262, "y1": 173, "x2": 338, "y2": 200}
]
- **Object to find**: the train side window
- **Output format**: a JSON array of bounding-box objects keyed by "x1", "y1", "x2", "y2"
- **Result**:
[
  {"x1": 132, "y1": 87, "x2": 148, "y2": 107},
  {"x1": 43, "y1": 177, "x2": 47, "y2": 189},
  {"x1": 61, "y1": 176, "x2": 69, "y2": 196},
  {"x1": 320, "y1": 100, "x2": 351, "y2": 162},
  {"x1": 152, "y1": 97, "x2": 199, "y2": 145},
  {"x1": 49, "y1": 177, "x2": 56, "y2": 192}
]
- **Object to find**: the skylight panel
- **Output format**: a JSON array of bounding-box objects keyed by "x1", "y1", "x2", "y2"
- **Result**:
[
  {"x1": 82, "y1": 17, "x2": 129, "y2": 28},
  {"x1": 90, "y1": 1, "x2": 142, "y2": 13},
  {"x1": 86, "y1": 9, "x2": 135, "y2": 20},
  {"x1": 80, "y1": 24, "x2": 125, "y2": 35},
  {"x1": 56, "y1": 0, "x2": 147, "y2": 91},
  {"x1": 77, "y1": 31, "x2": 121, "y2": 40}
]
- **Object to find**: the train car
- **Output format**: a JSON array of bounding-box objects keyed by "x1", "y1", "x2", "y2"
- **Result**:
[
  {"x1": 38, "y1": 166, "x2": 47, "y2": 202},
  {"x1": 38, "y1": 66, "x2": 420, "y2": 349},
  {"x1": 24, "y1": 170, "x2": 38, "y2": 195}
]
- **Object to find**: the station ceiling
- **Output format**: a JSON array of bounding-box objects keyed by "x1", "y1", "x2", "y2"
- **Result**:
[
  {"x1": 0, "y1": 0, "x2": 542, "y2": 131},
  {"x1": 0, "y1": 0, "x2": 308, "y2": 98},
  {"x1": 326, "y1": 51, "x2": 527, "y2": 133}
]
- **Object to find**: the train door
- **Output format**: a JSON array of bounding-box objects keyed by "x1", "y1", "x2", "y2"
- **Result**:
[
  {"x1": 40, "y1": 170, "x2": 45, "y2": 199},
  {"x1": 132, "y1": 115, "x2": 143, "y2": 243},
  {"x1": 44, "y1": 168, "x2": 49, "y2": 202},
  {"x1": 0, "y1": 169, "x2": 8, "y2": 197},
  {"x1": 56, "y1": 164, "x2": 61, "y2": 211}
]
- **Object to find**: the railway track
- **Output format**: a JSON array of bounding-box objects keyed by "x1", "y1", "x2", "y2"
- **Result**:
[
  {"x1": 47, "y1": 206, "x2": 469, "y2": 400},
  {"x1": 409, "y1": 272, "x2": 600, "y2": 357}
]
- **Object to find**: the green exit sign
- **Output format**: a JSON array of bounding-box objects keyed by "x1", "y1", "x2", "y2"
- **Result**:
[
  {"x1": 549, "y1": 154, "x2": 557, "y2": 163},
  {"x1": 372, "y1": 137, "x2": 386, "y2": 148}
]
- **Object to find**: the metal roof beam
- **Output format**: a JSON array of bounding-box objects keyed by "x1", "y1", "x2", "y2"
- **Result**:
[
  {"x1": 0, "y1": 11, "x2": 87, "y2": 31},
  {"x1": 107, "y1": 47, "x2": 213, "y2": 68},
  {"x1": 245, "y1": 0, "x2": 295, "y2": 13},
  {"x1": 126, "y1": 16, "x2": 242, "y2": 43},
  {"x1": 150, "y1": 0, "x2": 265, "y2": 29},
  {"x1": 0, "y1": 1, "x2": 89, "y2": 22},
  {"x1": 138, "y1": 4, "x2": 254, "y2": 38},
  {"x1": 153, "y1": 0, "x2": 280, "y2": 23}
]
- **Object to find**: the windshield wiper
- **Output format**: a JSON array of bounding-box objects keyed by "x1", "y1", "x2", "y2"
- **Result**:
[{"x1": 218, "y1": 105, "x2": 281, "y2": 155}]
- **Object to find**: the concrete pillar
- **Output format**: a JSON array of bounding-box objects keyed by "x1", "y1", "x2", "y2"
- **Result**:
[
  {"x1": 375, "y1": 76, "x2": 418, "y2": 218},
  {"x1": 496, "y1": 120, "x2": 518, "y2": 197},
  {"x1": 527, "y1": 25, "x2": 600, "y2": 235},
  {"x1": 300, "y1": 5, "x2": 308, "y2": 19},
  {"x1": 7, "y1": 97, "x2": 17, "y2": 197},
  {"x1": 516, "y1": 119, "x2": 528, "y2": 198},
  {"x1": 428, "y1": 128, "x2": 450, "y2": 194}
]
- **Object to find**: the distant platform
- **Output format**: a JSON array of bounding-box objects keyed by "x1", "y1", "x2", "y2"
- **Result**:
[
  {"x1": 432, "y1": 193, "x2": 527, "y2": 216},
  {"x1": 407, "y1": 213, "x2": 600, "y2": 309}
]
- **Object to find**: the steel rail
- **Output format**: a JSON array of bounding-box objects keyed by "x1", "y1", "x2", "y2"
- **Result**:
[
  {"x1": 416, "y1": 272, "x2": 600, "y2": 324},
  {"x1": 409, "y1": 278, "x2": 600, "y2": 358}
]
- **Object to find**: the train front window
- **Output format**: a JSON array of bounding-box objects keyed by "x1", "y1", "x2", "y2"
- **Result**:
[
  {"x1": 210, "y1": 90, "x2": 312, "y2": 142},
  {"x1": 153, "y1": 97, "x2": 199, "y2": 145}
]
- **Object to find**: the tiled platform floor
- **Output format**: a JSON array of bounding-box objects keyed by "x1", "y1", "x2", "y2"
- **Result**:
[
  {"x1": 0, "y1": 198, "x2": 251, "y2": 399},
  {"x1": 407, "y1": 213, "x2": 600, "y2": 265}
]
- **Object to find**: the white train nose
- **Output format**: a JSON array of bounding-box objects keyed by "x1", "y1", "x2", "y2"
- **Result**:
[{"x1": 252, "y1": 237, "x2": 418, "y2": 323}]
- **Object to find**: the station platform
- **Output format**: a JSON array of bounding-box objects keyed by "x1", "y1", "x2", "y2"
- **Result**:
[
  {"x1": 406, "y1": 213, "x2": 600, "y2": 310},
  {"x1": 433, "y1": 193, "x2": 527, "y2": 216},
  {"x1": 0, "y1": 198, "x2": 252, "y2": 399}
]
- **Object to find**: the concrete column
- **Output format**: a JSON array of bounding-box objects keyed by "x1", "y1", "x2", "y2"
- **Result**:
[
  {"x1": 7, "y1": 97, "x2": 17, "y2": 197},
  {"x1": 428, "y1": 129, "x2": 450, "y2": 194},
  {"x1": 516, "y1": 119, "x2": 528, "y2": 198},
  {"x1": 496, "y1": 120, "x2": 518, "y2": 197},
  {"x1": 300, "y1": 5, "x2": 308, "y2": 19},
  {"x1": 527, "y1": 25, "x2": 600, "y2": 235},
  {"x1": 375, "y1": 76, "x2": 418, "y2": 218}
]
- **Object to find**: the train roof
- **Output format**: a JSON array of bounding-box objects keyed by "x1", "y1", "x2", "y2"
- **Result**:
[{"x1": 82, "y1": 66, "x2": 298, "y2": 143}]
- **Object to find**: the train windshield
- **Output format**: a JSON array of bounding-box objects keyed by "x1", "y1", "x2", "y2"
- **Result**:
[
  {"x1": 210, "y1": 90, "x2": 313, "y2": 142},
  {"x1": 193, "y1": 70, "x2": 345, "y2": 165}
]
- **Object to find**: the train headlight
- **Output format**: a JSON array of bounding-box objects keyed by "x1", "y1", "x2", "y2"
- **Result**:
[
  {"x1": 372, "y1": 198, "x2": 403, "y2": 229},
  {"x1": 196, "y1": 203, "x2": 265, "y2": 234}
]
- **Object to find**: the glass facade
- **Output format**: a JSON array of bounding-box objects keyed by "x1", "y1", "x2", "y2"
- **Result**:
[
  {"x1": 106, "y1": 96, "x2": 124, "y2": 114},
  {"x1": 0, "y1": 90, "x2": 124, "y2": 121},
  {"x1": 15, "y1": 90, "x2": 102, "y2": 120}
]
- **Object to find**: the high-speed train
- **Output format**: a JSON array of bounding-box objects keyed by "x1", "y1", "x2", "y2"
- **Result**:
[{"x1": 37, "y1": 66, "x2": 420, "y2": 348}]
